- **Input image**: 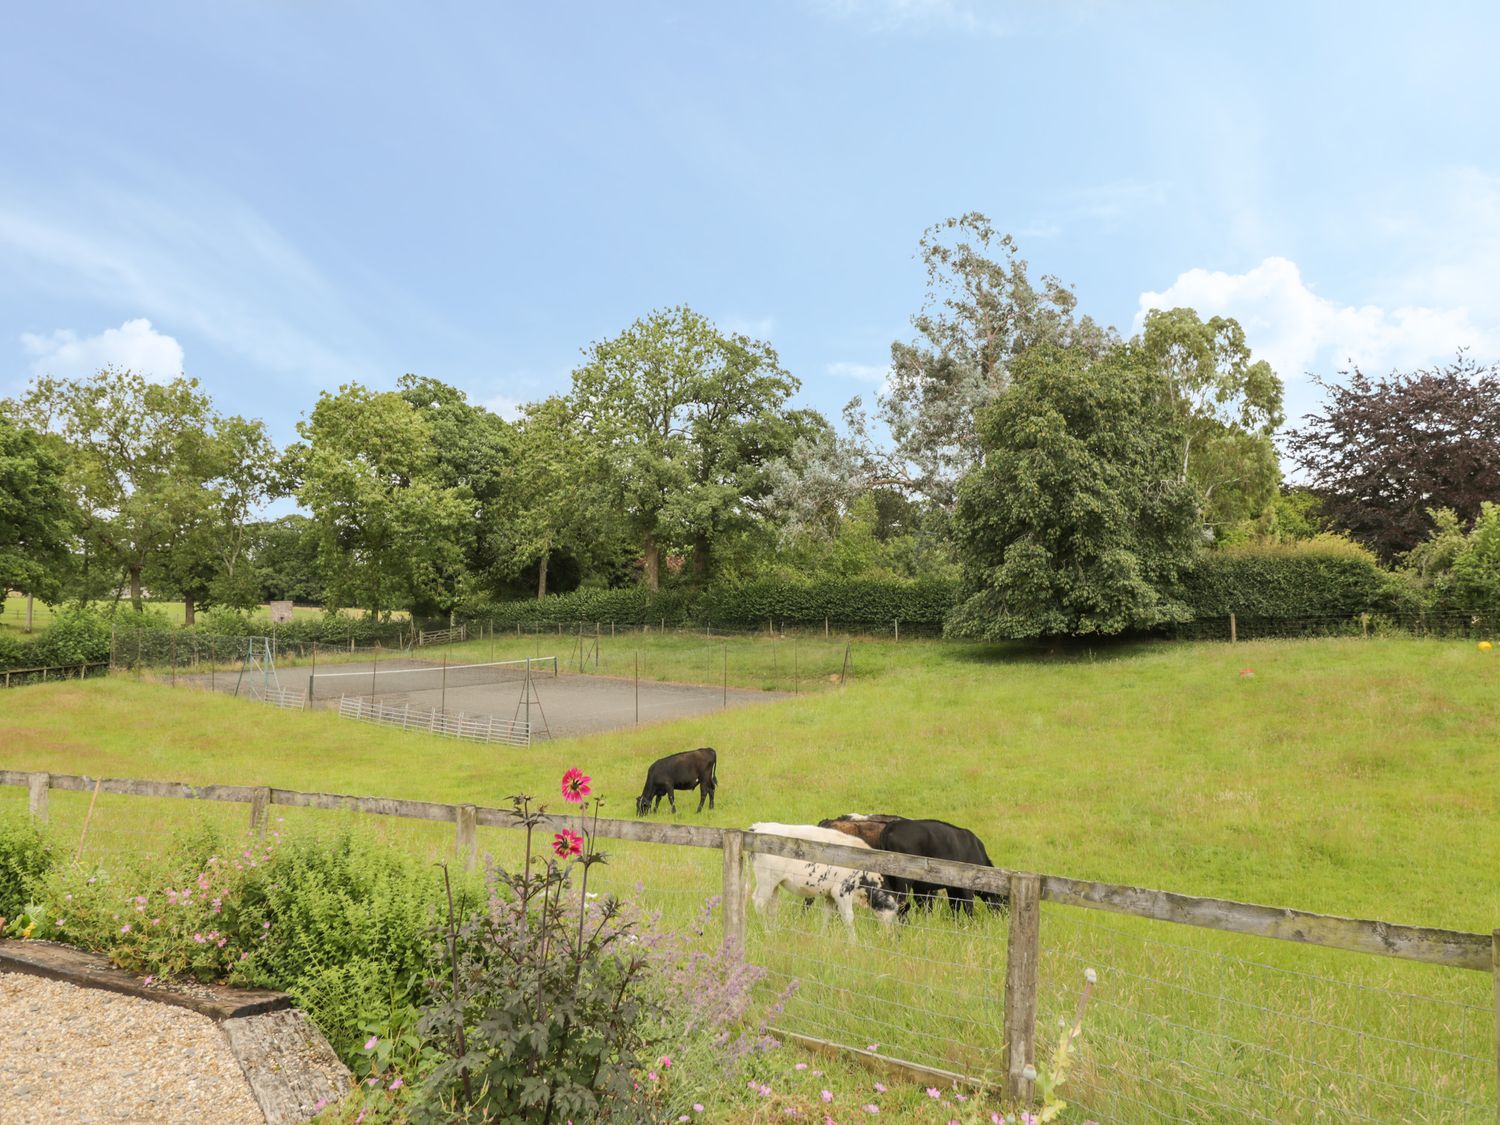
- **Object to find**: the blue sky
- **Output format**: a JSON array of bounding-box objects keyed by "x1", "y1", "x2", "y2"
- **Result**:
[{"x1": 4, "y1": 1, "x2": 1499, "y2": 452}]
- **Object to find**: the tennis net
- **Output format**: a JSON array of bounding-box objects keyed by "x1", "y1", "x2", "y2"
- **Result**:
[{"x1": 305, "y1": 656, "x2": 558, "y2": 700}]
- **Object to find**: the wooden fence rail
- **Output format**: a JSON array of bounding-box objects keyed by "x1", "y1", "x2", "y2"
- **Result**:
[
  {"x1": 1, "y1": 662, "x2": 109, "y2": 688},
  {"x1": 2, "y1": 768, "x2": 1496, "y2": 1113}
]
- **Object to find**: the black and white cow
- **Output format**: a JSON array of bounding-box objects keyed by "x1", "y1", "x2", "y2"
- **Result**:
[
  {"x1": 636, "y1": 747, "x2": 717, "y2": 815},
  {"x1": 877, "y1": 818, "x2": 1007, "y2": 918},
  {"x1": 747, "y1": 822, "x2": 901, "y2": 935}
]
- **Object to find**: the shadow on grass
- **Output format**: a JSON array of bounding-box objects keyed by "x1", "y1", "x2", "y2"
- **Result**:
[{"x1": 943, "y1": 633, "x2": 1176, "y2": 669}]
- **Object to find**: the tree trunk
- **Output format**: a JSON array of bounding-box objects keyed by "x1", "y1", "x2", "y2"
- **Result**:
[
  {"x1": 537, "y1": 552, "x2": 550, "y2": 599},
  {"x1": 691, "y1": 532, "x2": 711, "y2": 585},
  {"x1": 183, "y1": 593, "x2": 196, "y2": 626},
  {"x1": 641, "y1": 532, "x2": 660, "y2": 592},
  {"x1": 129, "y1": 565, "x2": 143, "y2": 614}
]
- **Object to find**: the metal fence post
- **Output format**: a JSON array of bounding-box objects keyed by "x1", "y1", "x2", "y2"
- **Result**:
[
  {"x1": 456, "y1": 805, "x2": 478, "y2": 872},
  {"x1": 722, "y1": 830, "x2": 746, "y2": 956},
  {"x1": 1004, "y1": 873, "x2": 1041, "y2": 1105},
  {"x1": 27, "y1": 772, "x2": 49, "y2": 824}
]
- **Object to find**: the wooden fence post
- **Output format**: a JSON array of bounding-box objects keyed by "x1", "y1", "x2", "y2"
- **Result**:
[
  {"x1": 249, "y1": 787, "x2": 271, "y2": 835},
  {"x1": 1492, "y1": 929, "x2": 1500, "y2": 1125},
  {"x1": 1230, "y1": 612, "x2": 1238, "y2": 644},
  {"x1": 27, "y1": 773, "x2": 49, "y2": 824},
  {"x1": 1004, "y1": 873, "x2": 1041, "y2": 1105},
  {"x1": 456, "y1": 805, "x2": 478, "y2": 872},
  {"x1": 722, "y1": 830, "x2": 746, "y2": 956}
]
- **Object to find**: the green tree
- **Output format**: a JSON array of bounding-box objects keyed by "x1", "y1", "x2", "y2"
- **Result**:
[
  {"x1": 248, "y1": 515, "x2": 324, "y2": 603},
  {"x1": 1446, "y1": 502, "x2": 1500, "y2": 615},
  {"x1": 947, "y1": 343, "x2": 1199, "y2": 640},
  {"x1": 570, "y1": 306, "x2": 799, "y2": 589},
  {"x1": 870, "y1": 214, "x2": 1116, "y2": 509},
  {"x1": 1139, "y1": 307, "x2": 1284, "y2": 532},
  {"x1": 0, "y1": 409, "x2": 75, "y2": 609},
  {"x1": 12, "y1": 368, "x2": 249, "y2": 617},
  {"x1": 292, "y1": 383, "x2": 474, "y2": 619},
  {"x1": 397, "y1": 375, "x2": 516, "y2": 583}
]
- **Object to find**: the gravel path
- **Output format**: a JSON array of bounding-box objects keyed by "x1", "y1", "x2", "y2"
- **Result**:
[{"x1": 0, "y1": 972, "x2": 265, "y2": 1123}]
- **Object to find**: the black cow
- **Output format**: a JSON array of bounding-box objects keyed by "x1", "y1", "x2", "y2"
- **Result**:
[
  {"x1": 877, "y1": 818, "x2": 1007, "y2": 918},
  {"x1": 636, "y1": 748, "x2": 718, "y2": 815}
]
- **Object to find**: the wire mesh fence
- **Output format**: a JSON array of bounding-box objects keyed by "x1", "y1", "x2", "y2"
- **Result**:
[{"x1": 7, "y1": 772, "x2": 1492, "y2": 1124}]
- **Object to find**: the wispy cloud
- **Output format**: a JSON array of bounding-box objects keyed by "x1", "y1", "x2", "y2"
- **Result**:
[
  {"x1": 21, "y1": 318, "x2": 185, "y2": 382},
  {"x1": 0, "y1": 181, "x2": 380, "y2": 386},
  {"x1": 826, "y1": 360, "x2": 889, "y2": 383},
  {"x1": 810, "y1": 0, "x2": 1011, "y2": 35}
]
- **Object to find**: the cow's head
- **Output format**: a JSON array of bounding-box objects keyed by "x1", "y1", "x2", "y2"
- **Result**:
[
  {"x1": 636, "y1": 792, "x2": 651, "y2": 816},
  {"x1": 860, "y1": 875, "x2": 901, "y2": 926}
]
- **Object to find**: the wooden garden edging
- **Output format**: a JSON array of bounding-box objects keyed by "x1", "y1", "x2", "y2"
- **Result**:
[{"x1": 4, "y1": 768, "x2": 1497, "y2": 1112}]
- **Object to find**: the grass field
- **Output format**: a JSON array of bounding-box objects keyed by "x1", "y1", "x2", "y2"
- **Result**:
[
  {"x1": 3, "y1": 635, "x2": 1498, "y2": 1121},
  {"x1": 0, "y1": 592, "x2": 391, "y2": 635}
]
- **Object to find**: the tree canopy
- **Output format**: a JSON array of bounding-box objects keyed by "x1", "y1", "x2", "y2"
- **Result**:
[
  {"x1": 947, "y1": 343, "x2": 1199, "y2": 640},
  {"x1": 0, "y1": 408, "x2": 75, "y2": 607},
  {"x1": 1286, "y1": 353, "x2": 1500, "y2": 560}
]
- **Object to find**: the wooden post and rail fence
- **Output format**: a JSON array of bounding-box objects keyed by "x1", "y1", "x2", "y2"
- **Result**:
[{"x1": 3, "y1": 767, "x2": 1498, "y2": 1114}]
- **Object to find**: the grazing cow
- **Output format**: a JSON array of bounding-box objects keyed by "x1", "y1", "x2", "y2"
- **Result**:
[
  {"x1": 747, "y1": 823, "x2": 901, "y2": 934},
  {"x1": 877, "y1": 818, "x2": 1007, "y2": 918},
  {"x1": 636, "y1": 747, "x2": 717, "y2": 815},
  {"x1": 817, "y1": 813, "x2": 904, "y2": 848}
]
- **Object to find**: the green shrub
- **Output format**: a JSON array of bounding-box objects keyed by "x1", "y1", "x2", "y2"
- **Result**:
[
  {"x1": 1181, "y1": 537, "x2": 1395, "y2": 622},
  {"x1": 460, "y1": 576, "x2": 960, "y2": 631},
  {"x1": 0, "y1": 815, "x2": 53, "y2": 921}
]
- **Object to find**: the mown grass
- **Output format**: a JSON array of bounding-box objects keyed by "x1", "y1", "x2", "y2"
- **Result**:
[
  {"x1": 0, "y1": 592, "x2": 396, "y2": 636},
  {"x1": 3, "y1": 635, "x2": 1499, "y2": 1121}
]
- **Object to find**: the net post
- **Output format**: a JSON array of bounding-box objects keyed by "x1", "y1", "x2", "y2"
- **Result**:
[
  {"x1": 441, "y1": 651, "x2": 448, "y2": 714},
  {"x1": 1004, "y1": 873, "x2": 1041, "y2": 1105},
  {"x1": 634, "y1": 650, "x2": 639, "y2": 725}
]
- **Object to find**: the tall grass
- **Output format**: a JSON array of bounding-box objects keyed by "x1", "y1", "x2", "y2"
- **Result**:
[{"x1": 3, "y1": 635, "x2": 1499, "y2": 1120}]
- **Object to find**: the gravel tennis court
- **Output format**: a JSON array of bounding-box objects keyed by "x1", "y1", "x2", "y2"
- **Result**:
[{"x1": 189, "y1": 657, "x2": 791, "y2": 739}]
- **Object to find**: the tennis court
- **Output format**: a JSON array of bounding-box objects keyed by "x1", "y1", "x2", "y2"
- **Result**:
[{"x1": 191, "y1": 655, "x2": 789, "y2": 740}]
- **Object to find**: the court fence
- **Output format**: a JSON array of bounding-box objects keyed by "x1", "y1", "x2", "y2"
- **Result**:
[{"x1": 4, "y1": 767, "x2": 1496, "y2": 1122}]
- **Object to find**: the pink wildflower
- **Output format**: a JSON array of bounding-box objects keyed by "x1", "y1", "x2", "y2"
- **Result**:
[
  {"x1": 560, "y1": 767, "x2": 591, "y2": 803},
  {"x1": 365, "y1": 1035, "x2": 378, "y2": 1051},
  {"x1": 874, "y1": 1083, "x2": 885, "y2": 1093},
  {"x1": 143, "y1": 976, "x2": 154, "y2": 986},
  {"x1": 821, "y1": 1090, "x2": 833, "y2": 1103},
  {"x1": 388, "y1": 1076, "x2": 403, "y2": 1090},
  {"x1": 551, "y1": 829, "x2": 584, "y2": 859},
  {"x1": 926, "y1": 1088, "x2": 941, "y2": 1099},
  {"x1": 120, "y1": 924, "x2": 131, "y2": 934},
  {"x1": 863, "y1": 1106, "x2": 879, "y2": 1114}
]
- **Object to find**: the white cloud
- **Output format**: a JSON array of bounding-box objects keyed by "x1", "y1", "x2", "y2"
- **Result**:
[
  {"x1": 1135, "y1": 256, "x2": 1498, "y2": 381},
  {"x1": 21, "y1": 318, "x2": 185, "y2": 382},
  {"x1": 482, "y1": 393, "x2": 525, "y2": 421},
  {"x1": 0, "y1": 181, "x2": 387, "y2": 386},
  {"x1": 826, "y1": 360, "x2": 889, "y2": 383}
]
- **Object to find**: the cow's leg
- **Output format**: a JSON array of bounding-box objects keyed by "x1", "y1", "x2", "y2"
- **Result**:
[
  {"x1": 750, "y1": 872, "x2": 779, "y2": 916},
  {"x1": 695, "y1": 781, "x2": 707, "y2": 813},
  {"x1": 950, "y1": 888, "x2": 976, "y2": 917},
  {"x1": 834, "y1": 890, "x2": 858, "y2": 937},
  {"x1": 667, "y1": 789, "x2": 677, "y2": 814}
]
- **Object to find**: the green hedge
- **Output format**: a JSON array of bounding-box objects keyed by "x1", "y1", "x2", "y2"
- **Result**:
[
  {"x1": 460, "y1": 577, "x2": 961, "y2": 630},
  {"x1": 1180, "y1": 540, "x2": 1399, "y2": 621}
]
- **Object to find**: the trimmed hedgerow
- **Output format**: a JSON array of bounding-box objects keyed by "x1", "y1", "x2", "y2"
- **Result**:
[
  {"x1": 1180, "y1": 538, "x2": 1401, "y2": 621},
  {"x1": 459, "y1": 577, "x2": 961, "y2": 631}
]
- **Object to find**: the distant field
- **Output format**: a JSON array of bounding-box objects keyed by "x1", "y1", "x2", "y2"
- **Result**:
[
  {"x1": 0, "y1": 592, "x2": 392, "y2": 635},
  {"x1": 3, "y1": 635, "x2": 1498, "y2": 1121}
]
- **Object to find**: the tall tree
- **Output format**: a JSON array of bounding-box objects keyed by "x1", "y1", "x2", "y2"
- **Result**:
[
  {"x1": 292, "y1": 383, "x2": 475, "y2": 619},
  {"x1": 1139, "y1": 307, "x2": 1284, "y2": 532},
  {"x1": 947, "y1": 343, "x2": 1199, "y2": 640},
  {"x1": 0, "y1": 409, "x2": 75, "y2": 609},
  {"x1": 490, "y1": 396, "x2": 617, "y2": 598},
  {"x1": 397, "y1": 375, "x2": 515, "y2": 583},
  {"x1": 12, "y1": 368, "x2": 242, "y2": 616},
  {"x1": 869, "y1": 214, "x2": 1116, "y2": 509},
  {"x1": 570, "y1": 306, "x2": 799, "y2": 589},
  {"x1": 1286, "y1": 353, "x2": 1500, "y2": 560}
]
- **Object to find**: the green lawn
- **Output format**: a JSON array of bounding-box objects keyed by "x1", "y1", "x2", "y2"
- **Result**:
[
  {"x1": 0, "y1": 592, "x2": 394, "y2": 635},
  {"x1": 3, "y1": 635, "x2": 1498, "y2": 1121}
]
